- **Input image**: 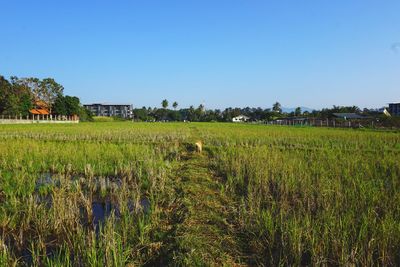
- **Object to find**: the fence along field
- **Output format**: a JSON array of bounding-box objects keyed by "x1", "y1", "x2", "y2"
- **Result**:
[{"x1": 0, "y1": 122, "x2": 399, "y2": 266}]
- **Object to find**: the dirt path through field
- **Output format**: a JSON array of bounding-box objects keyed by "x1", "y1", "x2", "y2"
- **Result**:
[
  {"x1": 169, "y1": 147, "x2": 245, "y2": 266},
  {"x1": 144, "y1": 126, "x2": 247, "y2": 266},
  {"x1": 154, "y1": 125, "x2": 245, "y2": 266}
]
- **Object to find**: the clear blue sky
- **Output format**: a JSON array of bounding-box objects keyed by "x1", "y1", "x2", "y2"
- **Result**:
[{"x1": 1, "y1": 0, "x2": 399, "y2": 109}]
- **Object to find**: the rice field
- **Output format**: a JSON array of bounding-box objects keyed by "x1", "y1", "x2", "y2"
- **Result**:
[{"x1": 0, "y1": 122, "x2": 399, "y2": 266}]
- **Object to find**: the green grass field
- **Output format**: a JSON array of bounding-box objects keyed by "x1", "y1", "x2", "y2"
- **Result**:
[{"x1": 0, "y1": 122, "x2": 399, "y2": 266}]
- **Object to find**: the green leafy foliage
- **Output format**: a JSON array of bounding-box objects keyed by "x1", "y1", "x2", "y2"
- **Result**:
[
  {"x1": 0, "y1": 75, "x2": 33, "y2": 116},
  {"x1": 0, "y1": 75, "x2": 87, "y2": 120}
]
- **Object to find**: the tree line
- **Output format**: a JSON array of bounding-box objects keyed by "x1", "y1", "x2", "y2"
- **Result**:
[
  {"x1": 1, "y1": 77, "x2": 394, "y2": 124},
  {"x1": 132, "y1": 99, "x2": 386, "y2": 122},
  {"x1": 0, "y1": 75, "x2": 91, "y2": 120}
]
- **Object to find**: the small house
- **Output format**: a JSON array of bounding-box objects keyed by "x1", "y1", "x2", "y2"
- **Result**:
[
  {"x1": 30, "y1": 100, "x2": 50, "y2": 116},
  {"x1": 232, "y1": 115, "x2": 250, "y2": 122}
]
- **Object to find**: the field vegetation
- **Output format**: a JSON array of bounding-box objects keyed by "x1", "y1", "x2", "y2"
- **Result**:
[{"x1": 0, "y1": 122, "x2": 399, "y2": 266}]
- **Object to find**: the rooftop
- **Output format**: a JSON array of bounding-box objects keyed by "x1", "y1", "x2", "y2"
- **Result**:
[
  {"x1": 233, "y1": 115, "x2": 250, "y2": 119},
  {"x1": 30, "y1": 108, "x2": 50, "y2": 115},
  {"x1": 84, "y1": 103, "x2": 132, "y2": 106},
  {"x1": 332, "y1": 113, "x2": 366, "y2": 119}
]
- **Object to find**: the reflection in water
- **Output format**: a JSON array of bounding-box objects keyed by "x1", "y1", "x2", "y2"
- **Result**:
[
  {"x1": 91, "y1": 198, "x2": 151, "y2": 229},
  {"x1": 140, "y1": 198, "x2": 151, "y2": 212},
  {"x1": 35, "y1": 173, "x2": 60, "y2": 189},
  {"x1": 92, "y1": 201, "x2": 114, "y2": 226},
  {"x1": 35, "y1": 173, "x2": 151, "y2": 228}
]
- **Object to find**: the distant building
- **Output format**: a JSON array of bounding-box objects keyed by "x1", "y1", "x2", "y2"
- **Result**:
[
  {"x1": 232, "y1": 115, "x2": 250, "y2": 122},
  {"x1": 388, "y1": 103, "x2": 400, "y2": 116},
  {"x1": 84, "y1": 103, "x2": 133, "y2": 118},
  {"x1": 30, "y1": 100, "x2": 50, "y2": 115},
  {"x1": 276, "y1": 117, "x2": 308, "y2": 123},
  {"x1": 332, "y1": 113, "x2": 367, "y2": 120}
]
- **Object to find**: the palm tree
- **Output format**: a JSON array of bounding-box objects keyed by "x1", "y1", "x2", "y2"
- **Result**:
[
  {"x1": 272, "y1": 102, "x2": 282, "y2": 113},
  {"x1": 173, "y1": 101, "x2": 178, "y2": 110},
  {"x1": 198, "y1": 104, "x2": 205, "y2": 113},
  {"x1": 162, "y1": 99, "x2": 169, "y2": 109},
  {"x1": 295, "y1": 107, "x2": 302, "y2": 116}
]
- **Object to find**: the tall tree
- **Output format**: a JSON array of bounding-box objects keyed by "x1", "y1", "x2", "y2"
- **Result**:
[
  {"x1": 1, "y1": 76, "x2": 33, "y2": 116},
  {"x1": 16, "y1": 77, "x2": 41, "y2": 100},
  {"x1": 172, "y1": 101, "x2": 178, "y2": 110},
  {"x1": 295, "y1": 107, "x2": 302, "y2": 116},
  {"x1": 272, "y1": 102, "x2": 282, "y2": 113},
  {"x1": 0, "y1": 76, "x2": 11, "y2": 114},
  {"x1": 188, "y1": 105, "x2": 196, "y2": 121},
  {"x1": 64, "y1": 96, "x2": 81, "y2": 115},
  {"x1": 53, "y1": 94, "x2": 67, "y2": 115},
  {"x1": 162, "y1": 99, "x2": 169, "y2": 109},
  {"x1": 39, "y1": 78, "x2": 64, "y2": 113},
  {"x1": 198, "y1": 104, "x2": 205, "y2": 112},
  {"x1": 53, "y1": 95, "x2": 82, "y2": 116}
]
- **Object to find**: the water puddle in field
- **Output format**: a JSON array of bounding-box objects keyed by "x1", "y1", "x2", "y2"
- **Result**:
[
  {"x1": 35, "y1": 173, "x2": 151, "y2": 225},
  {"x1": 16, "y1": 174, "x2": 152, "y2": 265},
  {"x1": 90, "y1": 197, "x2": 151, "y2": 233},
  {"x1": 139, "y1": 197, "x2": 151, "y2": 212},
  {"x1": 91, "y1": 201, "x2": 119, "y2": 226},
  {"x1": 35, "y1": 173, "x2": 60, "y2": 189},
  {"x1": 35, "y1": 173, "x2": 151, "y2": 229},
  {"x1": 35, "y1": 173, "x2": 123, "y2": 192},
  {"x1": 91, "y1": 198, "x2": 151, "y2": 222}
]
